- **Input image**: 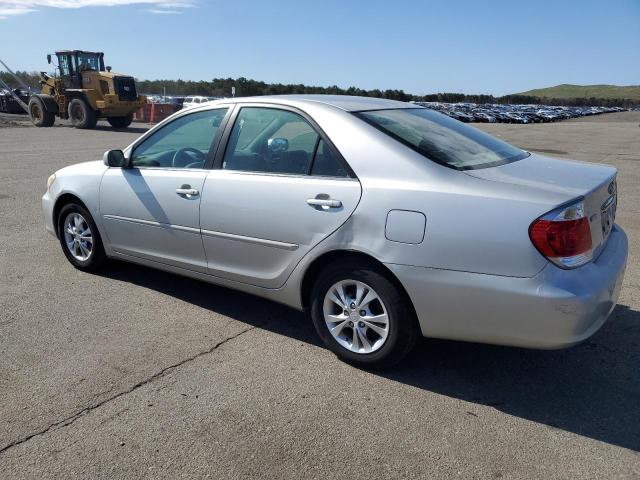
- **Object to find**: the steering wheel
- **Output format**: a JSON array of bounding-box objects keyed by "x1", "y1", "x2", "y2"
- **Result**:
[{"x1": 172, "y1": 147, "x2": 206, "y2": 168}]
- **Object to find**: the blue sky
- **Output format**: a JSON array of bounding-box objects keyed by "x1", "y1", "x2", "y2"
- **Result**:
[{"x1": 0, "y1": 0, "x2": 638, "y2": 95}]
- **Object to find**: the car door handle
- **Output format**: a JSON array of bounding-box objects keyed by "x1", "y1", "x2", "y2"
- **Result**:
[
  {"x1": 307, "y1": 198, "x2": 342, "y2": 208},
  {"x1": 176, "y1": 186, "x2": 199, "y2": 197}
]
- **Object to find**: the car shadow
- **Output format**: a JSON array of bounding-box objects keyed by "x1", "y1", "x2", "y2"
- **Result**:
[{"x1": 98, "y1": 261, "x2": 640, "y2": 452}]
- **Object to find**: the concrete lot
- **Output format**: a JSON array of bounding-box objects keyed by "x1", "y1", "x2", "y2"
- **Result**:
[{"x1": 1, "y1": 113, "x2": 639, "y2": 479}]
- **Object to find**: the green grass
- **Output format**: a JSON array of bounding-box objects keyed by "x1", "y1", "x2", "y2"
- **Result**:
[{"x1": 515, "y1": 84, "x2": 640, "y2": 100}]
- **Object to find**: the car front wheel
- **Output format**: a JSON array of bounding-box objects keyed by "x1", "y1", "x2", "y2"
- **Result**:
[
  {"x1": 310, "y1": 261, "x2": 419, "y2": 368},
  {"x1": 57, "y1": 203, "x2": 107, "y2": 271}
]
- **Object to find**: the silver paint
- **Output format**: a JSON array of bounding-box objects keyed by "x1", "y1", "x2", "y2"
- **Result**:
[{"x1": 42, "y1": 95, "x2": 628, "y2": 349}]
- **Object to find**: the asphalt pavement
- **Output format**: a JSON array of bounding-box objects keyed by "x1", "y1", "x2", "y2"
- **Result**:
[{"x1": 1, "y1": 113, "x2": 639, "y2": 479}]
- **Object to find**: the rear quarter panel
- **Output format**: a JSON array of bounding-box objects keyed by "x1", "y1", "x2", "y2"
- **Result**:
[{"x1": 299, "y1": 106, "x2": 568, "y2": 278}]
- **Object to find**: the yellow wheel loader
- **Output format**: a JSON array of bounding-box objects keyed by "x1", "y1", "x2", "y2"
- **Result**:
[{"x1": 29, "y1": 50, "x2": 146, "y2": 129}]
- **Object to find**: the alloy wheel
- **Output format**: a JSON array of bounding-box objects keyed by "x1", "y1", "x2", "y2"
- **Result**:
[
  {"x1": 323, "y1": 279, "x2": 389, "y2": 354},
  {"x1": 63, "y1": 212, "x2": 93, "y2": 261}
]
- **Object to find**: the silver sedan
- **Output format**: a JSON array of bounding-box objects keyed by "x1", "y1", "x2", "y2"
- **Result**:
[{"x1": 42, "y1": 95, "x2": 628, "y2": 367}]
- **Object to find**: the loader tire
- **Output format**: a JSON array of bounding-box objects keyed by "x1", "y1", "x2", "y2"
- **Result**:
[
  {"x1": 107, "y1": 113, "x2": 133, "y2": 129},
  {"x1": 68, "y1": 98, "x2": 97, "y2": 129},
  {"x1": 29, "y1": 96, "x2": 55, "y2": 127}
]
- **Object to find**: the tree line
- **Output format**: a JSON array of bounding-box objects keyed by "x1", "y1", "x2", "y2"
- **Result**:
[
  {"x1": 2, "y1": 71, "x2": 637, "y2": 107},
  {"x1": 0, "y1": 70, "x2": 41, "y2": 89}
]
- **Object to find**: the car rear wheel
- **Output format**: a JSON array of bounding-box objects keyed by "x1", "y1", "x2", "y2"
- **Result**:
[
  {"x1": 68, "y1": 98, "x2": 97, "y2": 129},
  {"x1": 57, "y1": 203, "x2": 106, "y2": 271},
  {"x1": 310, "y1": 261, "x2": 419, "y2": 368},
  {"x1": 107, "y1": 113, "x2": 133, "y2": 129}
]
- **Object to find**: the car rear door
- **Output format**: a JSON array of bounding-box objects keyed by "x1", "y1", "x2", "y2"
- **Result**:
[
  {"x1": 99, "y1": 107, "x2": 230, "y2": 272},
  {"x1": 199, "y1": 105, "x2": 361, "y2": 288}
]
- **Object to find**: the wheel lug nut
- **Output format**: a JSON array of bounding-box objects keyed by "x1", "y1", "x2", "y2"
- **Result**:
[
  {"x1": 350, "y1": 302, "x2": 356, "y2": 309},
  {"x1": 343, "y1": 309, "x2": 349, "y2": 316},
  {"x1": 358, "y1": 321, "x2": 365, "y2": 328},
  {"x1": 359, "y1": 310, "x2": 366, "y2": 316},
  {"x1": 348, "y1": 321, "x2": 354, "y2": 327}
]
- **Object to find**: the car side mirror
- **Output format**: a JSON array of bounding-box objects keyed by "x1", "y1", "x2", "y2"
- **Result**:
[
  {"x1": 267, "y1": 138, "x2": 289, "y2": 154},
  {"x1": 106, "y1": 66, "x2": 112, "y2": 72},
  {"x1": 103, "y1": 149, "x2": 127, "y2": 168},
  {"x1": 47, "y1": 54, "x2": 52, "y2": 64}
]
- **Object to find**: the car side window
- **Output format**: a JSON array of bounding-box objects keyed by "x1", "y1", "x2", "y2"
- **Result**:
[
  {"x1": 311, "y1": 139, "x2": 348, "y2": 177},
  {"x1": 131, "y1": 108, "x2": 228, "y2": 169},
  {"x1": 223, "y1": 107, "x2": 320, "y2": 175}
]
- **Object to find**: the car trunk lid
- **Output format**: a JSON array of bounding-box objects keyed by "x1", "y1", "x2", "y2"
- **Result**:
[{"x1": 464, "y1": 153, "x2": 618, "y2": 257}]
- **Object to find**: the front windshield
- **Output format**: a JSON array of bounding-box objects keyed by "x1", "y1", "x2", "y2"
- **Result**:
[
  {"x1": 355, "y1": 108, "x2": 529, "y2": 170},
  {"x1": 77, "y1": 53, "x2": 101, "y2": 71}
]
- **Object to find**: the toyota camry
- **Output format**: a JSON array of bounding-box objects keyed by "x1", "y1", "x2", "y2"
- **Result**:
[{"x1": 42, "y1": 95, "x2": 628, "y2": 367}]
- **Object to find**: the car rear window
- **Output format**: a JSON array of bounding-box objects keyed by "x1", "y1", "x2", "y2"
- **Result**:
[{"x1": 355, "y1": 108, "x2": 529, "y2": 170}]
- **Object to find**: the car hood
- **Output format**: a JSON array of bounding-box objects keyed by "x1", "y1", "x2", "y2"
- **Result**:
[
  {"x1": 57, "y1": 160, "x2": 107, "y2": 177},
  {"x1": 463, "y1": 153, "x2": 616, "y2": 198}
]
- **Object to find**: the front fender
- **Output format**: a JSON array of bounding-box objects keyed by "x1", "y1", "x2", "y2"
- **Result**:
[
  {"x1": 34, "y1": 94, "x2": 59, "y2": 113},
  {"x1": 45, "y1": 161, "x2": 108, "y2": 242}
]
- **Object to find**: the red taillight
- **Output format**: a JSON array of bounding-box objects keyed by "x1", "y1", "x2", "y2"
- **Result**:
[{"x1": 529, "y1": 201, "x2": 593, "y2": 269}]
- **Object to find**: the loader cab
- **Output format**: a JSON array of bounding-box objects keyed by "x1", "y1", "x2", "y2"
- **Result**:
[{"x1": 52, "y1": 50, "x2": 105, "y2": 89}]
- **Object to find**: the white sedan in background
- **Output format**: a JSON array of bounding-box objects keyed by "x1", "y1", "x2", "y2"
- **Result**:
[{"x1": 181, "y1": 95, "x2": 222, "y2": 110}]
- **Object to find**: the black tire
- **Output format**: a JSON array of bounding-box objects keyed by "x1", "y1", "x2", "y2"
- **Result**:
[
  {"x1": 68, "y1": 98, "x2": 97, "y2": 129},
  {"x1": 107, "y1": 113, "x2": 133, "y2": 129},
  {"x1": 28, "y1": 96, "x2": 55, "y2": 127},
  {"x1": 310, "y1": 260, "x2": 420, "y2": 369},
  {"x1": 57, "y1": 202, "x2": 107, "y2": 271}
]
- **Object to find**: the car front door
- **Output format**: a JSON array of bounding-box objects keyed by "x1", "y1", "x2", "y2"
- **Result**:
[
  {"x1": 100, "y1": 107, "x2": 229, "y2": 272},
  {"x1": 199, "y1": 105, "x2": 361, "y2": 288}
]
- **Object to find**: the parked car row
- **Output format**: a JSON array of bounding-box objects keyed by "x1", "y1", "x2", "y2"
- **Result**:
[
  {"x1": 143, "y1": 95, "x2": 226, "y2": 110},
  {"x1": 144, "y1": 95, "x2": 185, "y2": 106},
  {"x1": 412, "y1": 101, "x2": 626, "y2": 124},
  {"x1": 181, "y1": 95, "x2": 225, "y2": 109}
]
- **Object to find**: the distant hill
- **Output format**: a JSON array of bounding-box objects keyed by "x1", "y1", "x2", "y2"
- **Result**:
[{"x1": 515, "y1": 84, "x2": 640, "y2": 101}]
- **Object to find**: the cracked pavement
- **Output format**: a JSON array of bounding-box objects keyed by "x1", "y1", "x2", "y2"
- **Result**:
[{"x1": 1, "y1": 114, "x2": 639, "y2": 478}]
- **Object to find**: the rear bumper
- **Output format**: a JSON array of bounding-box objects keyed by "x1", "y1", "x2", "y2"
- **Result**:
[{"x1": 387, "y1": 225, "x2": 628, "y2": 349}]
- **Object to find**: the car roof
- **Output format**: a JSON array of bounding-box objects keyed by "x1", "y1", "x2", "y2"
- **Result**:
[{"x1": 217, "y1": 95, "x2": 414, "y2": 112}]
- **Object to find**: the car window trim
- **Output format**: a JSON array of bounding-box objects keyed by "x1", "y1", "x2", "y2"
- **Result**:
[
  {"x1": 210, "y1": 168, "x2": 358, "y2": 181},
  {"x1": 128, "y1": 105, "x2": 233, "y2": 171},
  {"x1": 212, "y1": 103, "x2": 356, "y2": 179},
  {"x1": 307, "y1": 135, "x2": 322, "y2": 176}
]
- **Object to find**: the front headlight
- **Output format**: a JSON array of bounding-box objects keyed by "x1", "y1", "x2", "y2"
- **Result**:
[{"x1": 47, "y1": 173, "x2": 56, "y2": 190}]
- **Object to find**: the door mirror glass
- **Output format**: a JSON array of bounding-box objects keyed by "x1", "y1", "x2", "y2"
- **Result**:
[
  {"x1": 267, "y1": 137, "x2": 289, "y2": 154},
  {"x1": 103, "y1": 149, "x2": 127, "y2": 168}
]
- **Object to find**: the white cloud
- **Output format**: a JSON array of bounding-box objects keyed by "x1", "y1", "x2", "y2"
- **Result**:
[
  {"x1": 0, "y1": 0, "x2": 193, "y2": 18},
  {"x1": 148, "y1": 8, "x2": 182, "y2": 14},
  {"x1": 0, "y1": 6, "x2": 37, "y2": 16}
]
